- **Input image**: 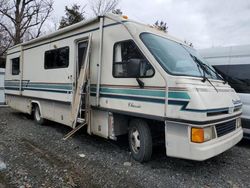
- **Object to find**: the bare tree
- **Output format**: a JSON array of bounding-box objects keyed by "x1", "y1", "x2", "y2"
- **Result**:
[
  {"x1": 0, "y1": 0, "x2": 54, "y2": 45},
  {"x1": 89, "y1": 0, "x2": 120, "y2": 16},
  {"x1": 0, "y1": 27, "x2": 12, "y2": 56},
  {"x1": 47, "y1": 16, "x2": 60, "y2": 32}
]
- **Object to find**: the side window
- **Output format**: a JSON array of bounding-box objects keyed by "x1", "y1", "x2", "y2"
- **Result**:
[
  {"x1": 11, "y1": 57, "x2": 20, "y2": 75},
  {"x1": 45, "y1": 47, "x2": 69, "y2": 69},
  {"x1": 113, "y1": 40, "x2": 154, "y2": 78}
]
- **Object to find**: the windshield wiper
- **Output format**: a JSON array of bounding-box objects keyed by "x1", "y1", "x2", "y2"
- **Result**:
[
  {"x1": 181, "y1": 43, "x2": 227, "y2": 84},
  {"x1": 199, "y1": 60, "x2": 227, "y2": 84},
  {"x1": 190, "y1": 54, "x2": 218, "y2": 92}
]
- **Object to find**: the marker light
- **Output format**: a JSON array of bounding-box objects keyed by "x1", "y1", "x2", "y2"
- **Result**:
[
  {"x1": 191, "y1": 127, "x2": 215, "y2": 143},
  {"x1": 122, "y1": 15, "x2": 128, "y2": 19}
]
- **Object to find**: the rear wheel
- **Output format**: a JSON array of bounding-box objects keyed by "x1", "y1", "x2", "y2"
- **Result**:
[
  {"x1": 33, "y1": 105, "x2": 45, "y2": 125},
  {"x1": 128, "y1": 119, "x2": 152, "y2": 162}
]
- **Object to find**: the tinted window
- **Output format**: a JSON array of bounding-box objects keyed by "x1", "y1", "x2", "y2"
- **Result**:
[
  {"x1": 113, "y1": 40, "x2": 154, "y2": 78},
  {"x1": 12, "y1": 57, "x2": 20, "y2": 75},
  {"x1": 214, "y1": 64, "x2": 250, "y2": 93},
  {"x1": 45, "y1": 47, "x2": 69, "y2": 69}
]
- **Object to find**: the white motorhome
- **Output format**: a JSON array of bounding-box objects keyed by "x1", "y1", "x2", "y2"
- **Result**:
[
  {"x1": 0, "y1": 68, "x2": 5, "y2": 105},
  {"x1": 199, "y1": 45, "x2": 250, "y2": 139},
  {"x1": 5, "y1": 14, "x2": 243, "y2": 162}
]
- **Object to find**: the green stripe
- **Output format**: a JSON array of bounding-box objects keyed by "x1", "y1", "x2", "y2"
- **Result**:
[
  {"x1": 5, "y1": 82, "x2": 72, "y2": 90},
  {"x1": 168, "y1": 92, "x2": 190, "y2": 99},
  {"x1": 100, "y1": 88, "x2": 165, "y2": 97},
  {"x1": 91, "y1": 87, "x2": 190, "y2": 100},
  {"x1": 26, "y1": 84, "x2": 72, "y2": 90},
  {"x1": 6, "y1": 83, "x2": 190, "y2": 100}
]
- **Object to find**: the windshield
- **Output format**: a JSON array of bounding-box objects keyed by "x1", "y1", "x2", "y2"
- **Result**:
[{"x1": 140, "y1": 33, "x2": 221, "y2": 80}]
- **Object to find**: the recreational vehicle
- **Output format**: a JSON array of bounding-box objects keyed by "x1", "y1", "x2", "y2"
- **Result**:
[
  {"x1": 0, "y1": 68, "x2": 4, "y2": 105},
  {"x1": 5, "y1": 14, "x2": 243, "y2": 162},
  {"x1": 200, "y1": 45, "x2": 250, "y2": 139}
]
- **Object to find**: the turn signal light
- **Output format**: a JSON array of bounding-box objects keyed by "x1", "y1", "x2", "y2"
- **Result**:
[
  {"x1": 191, "y1": 128, "x2": 204, "y2": 143},
  {"x1": 122, "y1": 15, "x2": 128, "y2": 19}
]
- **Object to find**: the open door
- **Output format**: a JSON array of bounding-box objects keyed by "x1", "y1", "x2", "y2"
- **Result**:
[{"x1": 71, "y1": 34, "x2": 92, "y2": 128}]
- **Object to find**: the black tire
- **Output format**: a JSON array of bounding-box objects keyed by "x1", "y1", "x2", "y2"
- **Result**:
[
  {"x1": 33, "y1": 104, "x2": 45, "y2": 125},
  {"x1": 128, "y1": 119, "x2": 152, "y2": 162}
]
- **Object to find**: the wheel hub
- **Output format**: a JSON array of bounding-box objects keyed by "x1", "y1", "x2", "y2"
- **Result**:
[{"x1": 131, "y1": 129, "x2": 140, "y2": 153}]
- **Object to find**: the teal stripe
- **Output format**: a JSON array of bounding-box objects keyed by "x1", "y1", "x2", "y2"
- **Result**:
[
  {"x1": 5, "y1": 82, "x2": 72, "y2": 90},
  {"x1": 100, "y1": 88, "x2": 165, "y2": 97},
  {"x1": 6, "y1": 82, "x2": 190, "y2": 100},
  {"x1": 90, "y1": 87, "x2": 165, "y2": 98},
  {"x1": 28, "y1": 83, "x2": 71, "y2": 85},
  {"x1": 168, "y1": 92, "x2": 190, "y2": 100},
  {"x1": 26, "y1": 84, "x2": 72, "y2": 90},
  {"x1": 91, "y1": 87, "x2": 190, "y2": 100}
]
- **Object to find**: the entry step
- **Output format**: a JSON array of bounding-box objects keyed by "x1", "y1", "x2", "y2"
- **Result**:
[{"x1": 77, "y1": 118, "x2": 85, "y2": 123}]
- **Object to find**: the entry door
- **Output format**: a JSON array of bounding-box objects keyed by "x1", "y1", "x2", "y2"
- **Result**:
[
  {"x1": 71, "y1": 35, "x2": 92, "y2": 127},
  {"x1": 77, "y1": 41, "x2": 88, "y2": 79}
]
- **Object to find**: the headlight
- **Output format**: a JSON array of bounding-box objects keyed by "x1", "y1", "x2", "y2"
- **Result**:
[
  {"x1": 236, "y1": 118, "x2": 241, "y2": 128},
  {"x1": 191, "y1": 126, "x2": 215, "y2": 143}
]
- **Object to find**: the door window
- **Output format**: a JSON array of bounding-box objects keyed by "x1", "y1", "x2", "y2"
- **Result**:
[
  {"x1": 11, "y1": 57, "x2": 20, "y2": 75},
  {"x1": 113, "y1": 40, "x2": 154, "y2": 78},
  {"x1": 77, "y1": 41, "x2": 88, "y2": 77}
]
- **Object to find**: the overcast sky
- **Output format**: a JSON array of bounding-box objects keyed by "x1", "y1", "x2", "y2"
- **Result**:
[{"x1": 52, "y1": 0, "x2": 250, "y2": 49}]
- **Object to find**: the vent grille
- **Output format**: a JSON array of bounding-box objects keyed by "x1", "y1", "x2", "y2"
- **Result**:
[
  {"x1": 215, "y1": 120, "x2": 236, "y2": 137},
  {"x1": 207, "y1": 110, "x2": 228, "y2": 117}
]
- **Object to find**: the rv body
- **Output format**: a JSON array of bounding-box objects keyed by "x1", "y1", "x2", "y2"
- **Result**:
[
  {"x1": 5, "y1": 14, "x2": 243, "y2": 162},
  {"x1": 199, "y1": 45, "x2": 250, "y2": 139},
  {"x1": 0, "y1": 68, "x2": 4, "y2": 105}
]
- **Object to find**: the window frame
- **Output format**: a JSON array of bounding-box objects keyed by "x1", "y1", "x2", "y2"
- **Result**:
[
  {"x1": 44, "y1": 46, "x2": 70, "y2": 70},
  {"x1": 11, "y1": 57, "x2": 20, "y2": 75},
  {"x1": 112, "y1": 39, "x2": 155, "y2": 78}
]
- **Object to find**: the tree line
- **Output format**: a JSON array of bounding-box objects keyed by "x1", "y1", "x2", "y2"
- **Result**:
[{"x1": 0, "y1": 0, "x2": 168, "y2": 67}]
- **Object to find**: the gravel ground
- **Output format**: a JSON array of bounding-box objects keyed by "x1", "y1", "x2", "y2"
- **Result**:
[{"x1": 0, "y1": 107, "x2": 250, "y2": 188}]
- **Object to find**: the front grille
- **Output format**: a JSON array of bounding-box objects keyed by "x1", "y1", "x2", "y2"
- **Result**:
[{"x1": 215, "y1": 120, "x2": 236, "y2": 137}]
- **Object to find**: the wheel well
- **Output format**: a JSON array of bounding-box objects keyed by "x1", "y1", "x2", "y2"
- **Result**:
[
  {"x1": 113, "y1": 113, "x2": 165, "y2": 137},
  {"x1": 30, "y1": 102, "x2": 40, "y2": 115},
  {"x1": 129, "y1": 118, "x2": 165, "y2": 144}
]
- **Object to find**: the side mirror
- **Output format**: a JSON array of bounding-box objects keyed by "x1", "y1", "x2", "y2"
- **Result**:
[
  {"x1": 113, "y1": 59, "x2": 153, "y2": 78},
  {"x1": 126, "y1": 59, "x2": 141, "y2": 77},
  {"x1": 127, "y1": 59, "x2": 154, "y2": 78}
]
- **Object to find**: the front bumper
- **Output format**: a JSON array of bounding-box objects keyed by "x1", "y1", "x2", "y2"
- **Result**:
[
  {"x1": 165, "y1": 122, "x2": 243, "y2": 161},
  {"x1": 186, "y1": 128, "x2": 243, "y2": 161}
]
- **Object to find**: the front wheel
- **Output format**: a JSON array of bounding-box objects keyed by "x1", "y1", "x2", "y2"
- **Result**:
[
  {"x1": 33, "y1": 105, "x2": 45, "y2": 125},
  {"x1": 128, "y1": 119, "x2": 152, "y2": 162}
]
